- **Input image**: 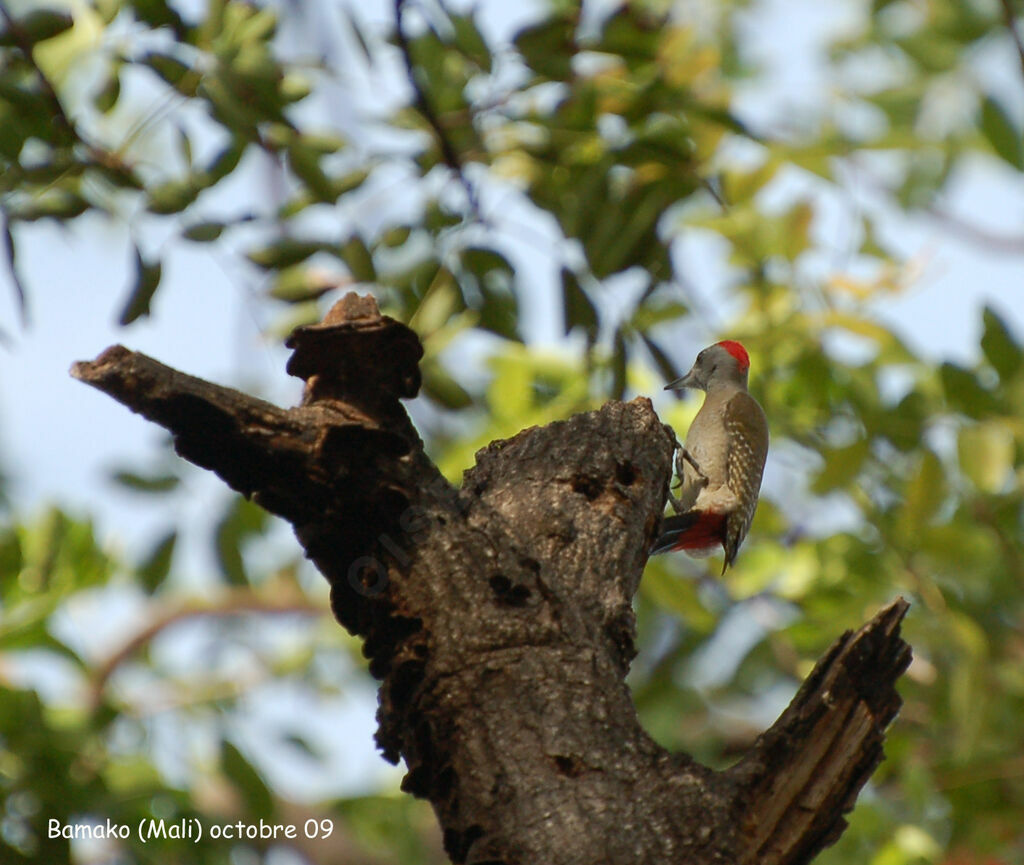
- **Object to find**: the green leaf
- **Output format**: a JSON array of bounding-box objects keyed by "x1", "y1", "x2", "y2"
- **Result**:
[
  {"x1": 451, "y1": 13, "x2": 491, "y2": 71},
  {"x1": 339, "y1": 235, "x2": 376, "y2": 283},
  {"x1": 93, "y1": 69, "x2": 121, "y2": 113},
  {"x1": 639, "y1": 334, "x2": 680, "y2": 384},
  {"x1": 940, "y1": 362, "x2": 1001, "y2": 418},
  {"x1": 221, "y1": 741, "x2": 274, "y2": 817},
  {"x1": 147, "y1": 179, "x2": 200, "y2": 214},
  {"x1": 421, "y1": 362, "x2": 473, "y2": 410},
  {"x1": 2, "y1": 216, "x2": 26, "y2": 324},
  {"x1": 958, "y1": 422, "x2": 1014, "y2": 494},
  {"x1": 137, "y1": 530, "x2": 176, "y2": 593},
  {"x1": 269, "y1": 267, "x2": 337, "y2": 302},
  {"x1": 111, "y1": 470, "x2": 180, "y2": 493},
  {"x1": 214, "y1": 496, "x2": 268, "y2": 586},
  {"x1": 811, "y1": 439, "x2": 869, "y2": 494},
  {"x1": 182, "y1": 221, "x2": 226, "y2": 242},
  {"x1": 142, "y1": 52, "x2": 200, "y2": 96},
  {"x1": 129, "y1": 0, "x2": 188, "y2": 38},
  {"x1": 203, "y1": 139, "x2": 247, "y2": 184},
  {"x1": 13, "y1": 190, "x2": 89, "y2": 221},
  {"x1": 980, "y1": 305, "x2": 1022, "y2": 381},
  {"x1": 514, "y1": 13, "x2": 575, "y2": 79},
  {"x1": 561, "y1": 268, "x2": 598, "y2": 341},
  {"x1": 247, "y1": 238, "x2": 326, "y2": 269},
  {"x1": 979, "y1": 96, "x2": 1024, "y2": 171},
  {"x1": 119, "y1": 246, "x2": 162, "y2": 325},
  {"x1": 901, "y1": 449, "x2": 946, "y2": 531},
  {"x1": 0, "y1": 10, "x2": 73, "y2": 47},
  {"x1": 461, "y1": 247, "x2": 519, "y2": 340},
  {"x1": 287, "y1": 143, "x2": 336, "y2": 202}
]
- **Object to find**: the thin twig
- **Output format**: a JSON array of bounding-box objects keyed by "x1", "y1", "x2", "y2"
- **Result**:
[
  {"x1": 927, "y1": 203, "x2": 1024, "y2": 254},
  {"x1": 1000, "y1": 0, "x2": 1024, "y2": 83},
  {"x1": 89, "y1": 589, "x2": 325, "y2": 708},
  {"x1": 393, "y1": 0, "x2": 480, "y2": 216},
  {"x1": 848, "y1": 155, "x2": 1024, "y2": 254}
]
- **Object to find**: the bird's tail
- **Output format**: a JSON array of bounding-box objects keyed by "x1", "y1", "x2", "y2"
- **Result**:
[{"x1": 650, "y1": 510, "x2": 726, "y2": 556}]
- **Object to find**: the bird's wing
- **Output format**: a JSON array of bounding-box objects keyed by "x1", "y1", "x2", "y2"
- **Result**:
[{"x1": 722, "y1": 391, "x2": 769, "y2": 572}]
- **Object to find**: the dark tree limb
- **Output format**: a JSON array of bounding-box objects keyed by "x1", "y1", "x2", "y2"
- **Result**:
[
  {"x1": 71, "y1": 293, "x2": 911, "y2": 865},
  {"x1": 393, "y1": 0, "x2": 480, "y2": 214}
]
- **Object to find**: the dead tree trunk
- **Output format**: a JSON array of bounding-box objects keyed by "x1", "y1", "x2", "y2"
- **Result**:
[{"x1": 72, "y1": 293, "x2": 911, "y2": 865}]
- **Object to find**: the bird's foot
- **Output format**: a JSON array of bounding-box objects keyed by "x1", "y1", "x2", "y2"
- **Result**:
[{"x1": 676, "y1": 448, "x2": 709, "y2": 486}]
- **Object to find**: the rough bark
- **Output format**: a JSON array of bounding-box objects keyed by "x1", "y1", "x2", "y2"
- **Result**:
[{"x1": 71, "y1": 293, "x2": 911, "y2": 865}]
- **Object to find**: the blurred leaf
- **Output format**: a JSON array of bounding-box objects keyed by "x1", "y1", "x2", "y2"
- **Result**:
[
  {"x1": 2, "y1": 215, "x2": 26, "y2": 323},
  {"x1": 811, "y1": 439, "x2": 869, "y2": 494},
  {"x1": 640, "y1": 334, "x2": 681, "y2": 384},
  {"x1": 514, "y1": 13, "x2": 575, "y2": 79},
  {"x1": 451, "y1": 13, "x2": 491, "y2": 71},
  {"x1": 979, "y1": 305, "x2": 1022, "y2": 381},
  {"x1": 269, "y1": 266, "x2": 339, "y2": 302},
  {"x1": 0, "y1": 10, "x2": 73, "y2": 47},
  {"x1": 111, "y1": 470, "x2": 180, "y2": 493},
  {"x1": 900, "y1": 449, "x2": 945, "y2": 531},
  {"x1": 214, "y1": 496, "x2": 268, "y2": 586},
  {"x1": 979, "y1": 96, "x2": 1024, "y2": 171},
  {"x1": 247, "y1": 238, "x2": 326, "y2": 269},
  {"x1": 182, "y1": 220, "x2": 226, "y2": 242},
  {"x1": 287, "y1": 143, "x2": 336, "y2": 202},
  {"x1": 93, "y1": 68, "x2": 120, "y2": 113},
  {"x1": 147, "y1": 179, "x2": 200, "y2": 214},
  {"x1": 118, "y1": 246, "x2": 162, "y2": 325},
  {"x1": 143, "y1": 52, "x2": 200, "y2": 95},
  {"x1": 339, "y1": 235, "x2": 376, "y2": 283},
  {"x1": 561, "y1": 268, "x2": 598, "y2": 341},
  {"x1": 958, "y1": 422, "x2": 1014, "y2": 494},
  {"x1": 421, "y1": 362, "x2": 473, "y2": 410},
  {"x1": 940, "y1": 362, "x2": 1001, "y2": 418},
  {"x1": 137, "y1": 530, "x2": 176, "y2": 592},
  {"x1": 221, "y1": 741, "x2": 274, "y2": 817}
]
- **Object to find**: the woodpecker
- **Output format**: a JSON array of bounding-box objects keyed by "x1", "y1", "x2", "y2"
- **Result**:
[{"x1": 651, "y1": 340, "x2": 769, "y2": 572}]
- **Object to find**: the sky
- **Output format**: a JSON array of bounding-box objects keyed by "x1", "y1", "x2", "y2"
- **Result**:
[{"x1": 1, "y1": 0, "x2": 1023, "y2": 803}]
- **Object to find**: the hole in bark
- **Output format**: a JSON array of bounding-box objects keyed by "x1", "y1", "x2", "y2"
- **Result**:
[
  {"x1": 435, "y1": 764, "x2": 455, "y2": 798},
  {"x1": 519, "y1": 556, "x2": 540, "y2": 574},
  {"x1": 552, "y1": 754, "x2": 584, "y2": 777},
  {"x1": 489, "y1": 574, "x2": 531, "y2": 607},
  {"x1": 507, "y1": 584, "x2": 531, "y2": 605},
  {"x1": 489, "y1": 573, "x2": 511, "y2": 594},
  {"x1": 389, "y1": 658, "x2": 426, "y2": 707},
  {"x1": 571, "y1": 474, "x2": 603, "y2": 500},
  {"x1": 444, "y1": 824, "x2": 484, "y2": 862},
  {"x1": 401, "y1": 764, "x2": 429, "y2": 797},
  {"x1": 615, "y1": 459, "x2": 638, "y2": 485},
  {"x1": 364, "y1": 614, "x2": 422, "y2": 675}
]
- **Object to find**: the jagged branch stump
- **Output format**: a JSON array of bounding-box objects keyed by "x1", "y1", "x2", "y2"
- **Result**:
[{"x1": 71, "y1": 293, "x2": 911, "y2": 865}]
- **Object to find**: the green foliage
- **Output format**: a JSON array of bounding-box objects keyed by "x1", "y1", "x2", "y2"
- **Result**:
[{"x1": 3, "y1": 0, "x2": 1024, "y2": 863}]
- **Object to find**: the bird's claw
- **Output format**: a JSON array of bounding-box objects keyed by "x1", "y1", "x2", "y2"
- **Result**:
[{"x1": 675, "y1": 447, "x2": 708, "y2": 485}]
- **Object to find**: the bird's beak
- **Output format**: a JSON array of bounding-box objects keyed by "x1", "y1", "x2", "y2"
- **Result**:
[{"x1": 664, "y1": 367, "x2": 699, "y2": 392}]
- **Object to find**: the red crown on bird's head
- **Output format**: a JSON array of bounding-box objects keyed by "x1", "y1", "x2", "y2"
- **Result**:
[{"x1": 716, "y1": 340, "x2": 750, "y2": 372}]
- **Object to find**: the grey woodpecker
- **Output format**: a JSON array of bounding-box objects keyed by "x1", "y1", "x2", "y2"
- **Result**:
[{"x1": 651, "y1": 340, "x2": 769, "y2": 572}]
